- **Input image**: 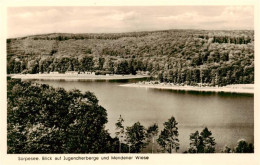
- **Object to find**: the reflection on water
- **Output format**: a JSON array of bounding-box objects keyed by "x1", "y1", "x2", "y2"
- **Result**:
[{"x1": 34, "y1": 79, "x2": 254, "y2": 153}]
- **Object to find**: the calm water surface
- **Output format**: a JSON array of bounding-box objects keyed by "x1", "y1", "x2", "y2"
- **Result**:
[{"x1": 35, "y1": 79, "x2": 254, "y2": 153}]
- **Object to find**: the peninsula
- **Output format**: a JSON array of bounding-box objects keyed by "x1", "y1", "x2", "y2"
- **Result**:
[{"x1": 120, "y1": 82, "x2": 254, "y2": 94}]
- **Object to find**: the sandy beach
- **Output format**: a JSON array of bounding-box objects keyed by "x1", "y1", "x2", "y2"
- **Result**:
[
  {"x1": 9, "y1": 73, "x2": 149, "y2": 81},
  {"x1": 120, "y1": 83, "x2": 254, "y2": 94}
]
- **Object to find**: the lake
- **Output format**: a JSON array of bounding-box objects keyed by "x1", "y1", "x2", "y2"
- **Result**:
[{"x1": 35, "y1": 79, "x2": 254, "y2": 153}]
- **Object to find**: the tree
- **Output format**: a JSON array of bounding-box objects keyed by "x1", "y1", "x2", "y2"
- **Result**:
[
  {"x1": 115, "y1": 60, "x2": 130, "y2": 74},
  {"x1": 187, "y1": 127, "x2": 216, "y2": 153},
  {"x1": 157, "y1": 116, "x2": 179, "y2": 153},
  {"x1": 125, "y1": 122, "x2": 147, "y2": 153},
  {"x1": 234, "y1": 139, "x2": 254, "y2": 153},
  {"x1": 221, "y1": 145, "x2": 232, "y2": 153},
  {"x1": 188, "y1": 131, "x2": 204, "y2": 153},
  {"x1": 7, "y1": 79, "x2": 116, "y2": 153},
  {"x1": 147, "y1": 123, "x2": 159, "y2": 153},
  {"x1": 115, "y1": 115, "x2": 125, "y2": 153},
  {"x1": 28, "y1": 59, "x2": 39, "y2": 74},
  {"x1": 80, "y1": 56, "x2": 94, "y2": 72},
  {"x1": 200, "y1": 127, "x2": 216, "y2": 153}
]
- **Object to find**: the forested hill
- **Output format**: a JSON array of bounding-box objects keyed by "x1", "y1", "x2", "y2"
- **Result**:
[{"x1": 7, "y1": 29, "x2": 254, "y2": 86}]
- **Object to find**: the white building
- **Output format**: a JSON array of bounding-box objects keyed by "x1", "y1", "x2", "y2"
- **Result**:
[
  {"x1": 85, "y1": 72, "x2": 95, "y2": 75},
  {"x1": 136, "y1": 70, "x2": 150, "y2": 75},
  {"x1": 65, "y1": 71, "x2": 78, "y2": 75},
  {"x1": 49, "y1": 72, "x2": 59, "y2": 74}
]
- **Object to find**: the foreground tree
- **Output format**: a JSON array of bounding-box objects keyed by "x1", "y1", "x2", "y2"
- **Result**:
[
  {"x1": 234, "y1": 139, "x2": 254, "y2": 153},
  {"x1": 187, "y1": 127, "x2": 216, "y2": 153},
  {"x1": 7, "y1": 79, "x2": 117, "y2": 153},
  {"x1": 221, "y1": 145, "x2": 232, "y2": 153},
  {"x1": 188, "y1": 131, "x2": 204, "y2": 153},
  {"x1": 125, "y1": 122, "x2": 147, "y2": 153},
  {"x1": 147, "y1": 123, "x2": 159, "y2": 153},
  {"x1": 200, "y1": 127, "x2": 216, "y2": 153},
  {"x1": 221, "y1": 140, "x2": 254, "y2": 153},
  {"x1": 115, "y1": 115, "x2": 125, "y2": 153},
  {"x1": 157, "y1": 116, "x2": 179, "y2": 153}
]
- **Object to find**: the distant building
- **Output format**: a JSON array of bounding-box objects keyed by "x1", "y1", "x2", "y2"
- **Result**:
[
  {"x1": 49, "y1": 72, "x2": 59, "y2": 74},
  {"x1": 79, "y1": 71, "x2": 95, "y2": 75},
  {"x1": 65, "y1": 71, "x2": 78, "y2": 75},
  {"x1": 136, "y1": 70, "x2": 150, "y2": 75},
  {"x1": 85, "y1": 72, "x2": 95, "y2": 75}
]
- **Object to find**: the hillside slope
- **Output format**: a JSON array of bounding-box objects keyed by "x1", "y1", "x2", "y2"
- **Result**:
[{"x1": 7, "y1": 29, "x2": 254, "y2": 86}]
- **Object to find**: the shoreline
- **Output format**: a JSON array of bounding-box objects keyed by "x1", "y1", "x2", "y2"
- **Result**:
[
  {"x1": 9, "y1": 73, "x2": 149, "y2": 81},
  {"x1": 119, "y1": 83, "x2": 254, "y2": 94},
  {"x1": 9, "y1": 74, "x2": 254, "y2": 94}
]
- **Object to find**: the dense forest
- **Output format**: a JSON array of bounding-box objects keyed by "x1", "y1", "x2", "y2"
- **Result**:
[
  {"x1": 8, "y1": 79, "x2": 254, "y2": 153},
  {"x1": 7, "y1": 29, "x2": 254, "y2": 86}
]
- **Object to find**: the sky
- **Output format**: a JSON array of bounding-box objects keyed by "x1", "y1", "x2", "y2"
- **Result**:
[{"x1": 7, "y1": 6, "x2": 254, "y2": 38}]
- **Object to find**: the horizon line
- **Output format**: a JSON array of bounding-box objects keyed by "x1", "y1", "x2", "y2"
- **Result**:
[{"x1": 7, "y1": 28, "x2": 255, "y2": 39}]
